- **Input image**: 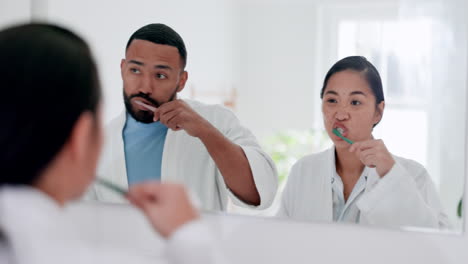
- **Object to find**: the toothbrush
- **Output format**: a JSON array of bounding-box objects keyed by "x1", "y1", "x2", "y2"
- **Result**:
[
  {"x1": 332, "y1": 128, "x2": 354, "y2": 144},
  {"x1": 135, "y1": 100, "x2": 157, "y2": 112},
  {"x1": 136, "y1": 99, "x2": 182, "y2": 128},
  {"x1": 96, "y1": 177, "x2": 126, "y2": 196}
]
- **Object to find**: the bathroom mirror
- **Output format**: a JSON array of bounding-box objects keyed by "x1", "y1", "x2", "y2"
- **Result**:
[{"x1": 24, "y1": 0, "x2": 466, "y2": 233}]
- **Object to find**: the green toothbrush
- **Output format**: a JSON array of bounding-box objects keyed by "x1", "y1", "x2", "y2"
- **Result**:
[
  {"x1": 332, "y1": 128, "x2": 354, "y2": 144},
  {"x1": 96, "y1": 177, "x2": 127, "y2": 196}
]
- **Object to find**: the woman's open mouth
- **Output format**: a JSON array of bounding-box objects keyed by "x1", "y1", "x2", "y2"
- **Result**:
[{"x1": 333, "y1": 123, "x2": 349, "y2": 137}]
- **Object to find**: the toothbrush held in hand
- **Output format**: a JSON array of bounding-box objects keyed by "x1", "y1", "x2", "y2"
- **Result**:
[
  {"x1": 136, "y1": 99, "x2": 183, "y2": 128},
  {"x1": 135, "y1": 100, "x2": 157, "y2": 112},
  {"x1": 332, "y1": 128, "x2": 354, "y2": 144},
  {"x1": 96, "y1": 177, "x2": 126, "y2": 196}
]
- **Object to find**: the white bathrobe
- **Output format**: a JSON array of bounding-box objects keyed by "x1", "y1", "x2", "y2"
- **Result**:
[
  {"x1": 277, "y1": 147, "x2": 450, "y2": 229},
  {"x1": 0, "y1": 186, "x2": 225, "y2": 264},
  {"x1": 0, "y1": 234, "x2": 11, "y2": 264},
  {"x1": 86, "y1": 100, "x2": 278, "y2": 211}
]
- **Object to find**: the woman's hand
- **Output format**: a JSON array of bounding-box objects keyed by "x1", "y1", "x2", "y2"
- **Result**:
[
  {"x1": 126, "y1": 182, "x2": 199, "y2": 238},
  {"x1": 349, "y1": 139, "x2": 395, "y2": 177}
]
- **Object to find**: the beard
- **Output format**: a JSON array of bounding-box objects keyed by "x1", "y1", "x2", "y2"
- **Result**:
[{"x1": 123, "y1": 87, "x2": 178, "y2": 124}]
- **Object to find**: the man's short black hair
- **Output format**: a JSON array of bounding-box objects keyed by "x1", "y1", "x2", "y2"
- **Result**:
[{"x1": 126, "y1": 23, "x2": 187, "y2": 69}]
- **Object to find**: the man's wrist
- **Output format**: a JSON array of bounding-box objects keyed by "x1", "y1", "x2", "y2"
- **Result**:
[{"x1": 195, "y1": 120, "x2": 218, "y2": 140}]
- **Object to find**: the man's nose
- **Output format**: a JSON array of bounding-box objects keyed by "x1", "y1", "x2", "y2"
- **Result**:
[{"x1": 137, "y1": 75, "x2": 153, "y2": 95}]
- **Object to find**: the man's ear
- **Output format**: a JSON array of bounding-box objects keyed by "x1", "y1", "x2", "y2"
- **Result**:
[
  {"x1": 176, "y1": 71, "x2": 188, "y2": 93},
  {"x1": 120, "y1": 59, "x2": 126, "y2": 78},
  {"x1": 66, "y1": 112, "x2": 94, "y2": 163}
]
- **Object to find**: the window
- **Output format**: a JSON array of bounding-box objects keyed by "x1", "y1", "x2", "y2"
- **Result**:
[{"x1": 337, "y1": 19, "x2": 434, "y2": 178}]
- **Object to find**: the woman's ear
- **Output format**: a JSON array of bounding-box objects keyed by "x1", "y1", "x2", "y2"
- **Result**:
[
  {"x1": 374, "y1": 101, "x2": 385, "y2": 125},
  {"x1": 67, "y1": 111, "x2": 95, "y2": 163}
]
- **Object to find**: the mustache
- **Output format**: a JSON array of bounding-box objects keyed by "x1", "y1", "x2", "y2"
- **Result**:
[{"x1": 128, "y1": 92, "x2": 160, "y2": 107}]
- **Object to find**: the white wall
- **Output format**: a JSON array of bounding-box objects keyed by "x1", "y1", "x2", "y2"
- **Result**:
[
  {"x1": 42, "y1": 0, "x2": 238, "y2": 123},
  {"x1": 235, "y1": 1, "x2": 319, "y2": 139},
  {"x1": 0, "y1": 0, "x2": 30, "y2": 27}
]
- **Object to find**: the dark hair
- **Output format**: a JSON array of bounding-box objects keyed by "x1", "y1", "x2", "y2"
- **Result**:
[
  {"x1": 126, "y1": 23, "x2": 187, "y2": 69},
  {"x1": 320, "y1": 56, "x2": 384, "y2": 127},
  {"x1": 320, "y1": 56, "x2": 384, "y2": 103},
  {"x1": 0, "y1": 23, "x2": 101, "y2": 186}
]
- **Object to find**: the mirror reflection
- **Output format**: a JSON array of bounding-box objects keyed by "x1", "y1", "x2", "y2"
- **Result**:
[{"x1": 36, "y1": 0, "x2": 466, "y2": 232}]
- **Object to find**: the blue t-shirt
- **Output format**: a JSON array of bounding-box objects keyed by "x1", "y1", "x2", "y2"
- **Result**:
[{"x1": 123, "y1": 113, "x2": 168, "y2": 185}]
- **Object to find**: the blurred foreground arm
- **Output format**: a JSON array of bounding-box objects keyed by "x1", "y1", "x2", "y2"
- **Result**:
[{"x1": 127, "y1": 183, "x2": 227, "y2": 264}]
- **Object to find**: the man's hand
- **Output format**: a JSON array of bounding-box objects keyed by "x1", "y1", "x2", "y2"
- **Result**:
[
  {"x1": 154, "y1": 100, "x2": 212, "y2": 138},
  {"x1": 153, "y1": 99, "x2": 260, "y2": 205}
]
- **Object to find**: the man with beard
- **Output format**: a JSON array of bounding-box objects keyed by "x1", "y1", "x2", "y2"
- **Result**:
[{"x1": 86, "y1": 23, "x2": 278, "y2": 211}]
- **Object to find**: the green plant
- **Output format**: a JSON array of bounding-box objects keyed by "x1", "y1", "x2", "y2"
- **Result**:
[
  {"x1": 458, "y1": 198, "x2": 462, "y2": 218},
  {"x1": 262, "y1": 129, "x2": 331, "y2": 185}
]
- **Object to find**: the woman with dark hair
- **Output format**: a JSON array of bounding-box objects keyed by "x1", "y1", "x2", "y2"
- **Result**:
[
  {"x1": 0, "y1": 23, "x2": 221, "y2": 264},
  {"x1": 277, "y1": 56, "x2": 449, "y2": 229}
]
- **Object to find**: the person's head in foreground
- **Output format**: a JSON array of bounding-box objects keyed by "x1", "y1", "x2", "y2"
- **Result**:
[{"x1": 0, "y1": 23, "x2": 197, "y2": 238}]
